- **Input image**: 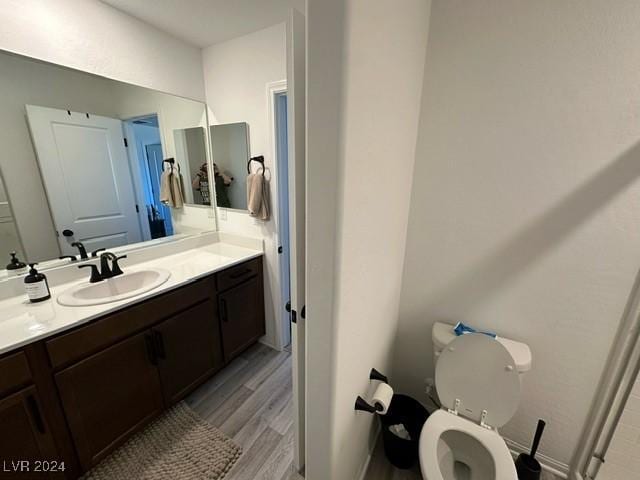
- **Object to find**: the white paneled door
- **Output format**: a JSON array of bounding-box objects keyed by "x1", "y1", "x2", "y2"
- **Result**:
[{"x1": 26, "y1": 106, "x2": 142, "y2": 256}]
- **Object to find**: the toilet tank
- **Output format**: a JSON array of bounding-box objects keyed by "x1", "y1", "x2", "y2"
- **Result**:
[{"x1": 432, "y1": 322, "x2": 532, "y2": 376}]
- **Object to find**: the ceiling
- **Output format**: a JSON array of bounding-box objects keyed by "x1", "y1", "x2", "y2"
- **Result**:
[{"x1": 100, "y1": 0, "x2": 302, "y2": 48}]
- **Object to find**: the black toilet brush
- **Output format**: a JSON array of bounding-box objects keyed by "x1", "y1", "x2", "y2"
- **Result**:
[{"x1": 515, "y1": 419, "x2": 546, "y2": 480}]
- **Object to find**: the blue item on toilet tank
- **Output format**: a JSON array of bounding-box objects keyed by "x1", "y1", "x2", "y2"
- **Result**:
[{"x1": 453, "y1": 322, "x2": 497, "y2": 338}]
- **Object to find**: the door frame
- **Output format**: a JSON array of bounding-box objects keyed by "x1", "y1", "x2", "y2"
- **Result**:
[
  {"x1": 571, "y1": 267, "x2": 640, "y2": 479},
  {"x1": 123, "y1": 114, "x2": 164, "y2": 242},
  {"x1": 286, "y1": 8, "x2": 307, "y2": 473},
  {"x1": 267, "y1": 79, "x2": 290, "y2": 351}
]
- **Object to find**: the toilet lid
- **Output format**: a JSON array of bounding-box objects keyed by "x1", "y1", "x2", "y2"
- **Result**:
[{"x1": 435, "y1": 333, "x2": 521, "y2": 428}]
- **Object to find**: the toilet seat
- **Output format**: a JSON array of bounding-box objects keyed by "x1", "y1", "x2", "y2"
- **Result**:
[
  {"x1": 420, "y1": 410, "x2": 517, "y2": 480},
  {"x1": 436, "y1": 333, "x2": 521, "y2": 428},
  {"x1": 419, "y1": 334, "x2": 522, "y2": 479}
]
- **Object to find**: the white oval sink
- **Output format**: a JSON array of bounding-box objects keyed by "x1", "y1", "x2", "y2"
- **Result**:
[{"x1": 58, "y1": 268, "x2": 171, "y2": 307}]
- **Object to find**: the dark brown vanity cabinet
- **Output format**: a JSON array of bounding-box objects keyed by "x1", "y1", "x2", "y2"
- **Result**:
[
  {"x1": 54, "y1": 332, "x2": 165, "y2": 469},
  {"x1": 153, "y1": 298, "x2": 224, "y2": 405},
  {"x1": 219, "y1": 275, "x2": 265, "y2": 361},
  {"x1": 0, "y1": 257, "x2": 264, "y2": 477},
  {"x1": 1, "y1": 256, "x2": 266, "y2": 476},
  {"x1": 217, "y1": 257, "x2": 265, "y2": 362},
  {"x1": 0, "y1": 386, "x2": 59, "y2": 479},
  {"x1": 51, "y1": 277, "x2": 226, "y2": 471}
]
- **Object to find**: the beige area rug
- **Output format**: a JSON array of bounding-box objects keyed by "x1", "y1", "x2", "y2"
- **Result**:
[{"x1": 82, "y1": 402, "x2": 242, "y2": 480}]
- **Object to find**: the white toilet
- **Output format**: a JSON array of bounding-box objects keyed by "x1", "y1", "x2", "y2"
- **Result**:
[{"x1": 419, "y1": 322, "x2": 532, "y2": 480}]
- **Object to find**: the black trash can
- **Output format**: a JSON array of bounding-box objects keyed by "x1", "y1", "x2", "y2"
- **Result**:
[{"x1": 378, "y1": 394, "x2": 430, "y2": 469}]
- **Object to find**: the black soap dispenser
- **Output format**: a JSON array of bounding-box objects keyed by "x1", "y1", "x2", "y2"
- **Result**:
[
  {"x1": 24, "y1": 263, "x2": 51, "y2": 303},
  {"x1": 6, "y1": 251, "x2": 28, "y2": 276}
]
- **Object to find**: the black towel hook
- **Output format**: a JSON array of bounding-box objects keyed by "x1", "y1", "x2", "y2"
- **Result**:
[
  {"x1": 163, "y1": 158, "x2": 180, "y2": 172},
  {"x1": 247, "y1": 155, "x2": 265, "y2": 176}
]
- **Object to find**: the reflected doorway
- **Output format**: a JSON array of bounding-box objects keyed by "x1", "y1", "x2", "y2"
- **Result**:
[{"x1": 124, "y1": 115, "x2": 173, "y2": 240}]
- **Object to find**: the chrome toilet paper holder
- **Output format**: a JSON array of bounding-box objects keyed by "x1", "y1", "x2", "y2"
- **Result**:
[{"x1": 354, "y1": 368, "x2": 389, "y2": 413}]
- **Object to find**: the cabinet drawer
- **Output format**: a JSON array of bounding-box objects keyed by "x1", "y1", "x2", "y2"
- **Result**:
[
  {"x1": 0, "y1": 351, "x2": 32, "y2": 397},
  {"x1": 47, "y1": 276, "x2": 215, "y2": 370},
  {"x1": 216, "y1": 257, "x2": 261, "y2": 291}
]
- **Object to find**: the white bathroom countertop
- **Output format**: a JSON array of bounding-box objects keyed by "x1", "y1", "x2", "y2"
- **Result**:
[{"x1": 0, "y1": 236, "x2": 263, "y2": 356}]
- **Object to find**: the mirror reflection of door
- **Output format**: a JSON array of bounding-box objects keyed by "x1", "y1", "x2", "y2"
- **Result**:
[
  {"x1": 145, "y1": 143, "x2": 174, "y2": 238},
  {"x1": 125, "y1": 115, "x2": 173, "y2": 241},
  {"x1": 26, "y1": 105, "x2": 143, "y2": 256}
]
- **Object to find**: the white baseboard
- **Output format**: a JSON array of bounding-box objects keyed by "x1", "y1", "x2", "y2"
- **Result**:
[
  {"x1": 258, "y1": 337, "x2": 279, "y2": 351},
  {"x1": 505, "y1": 437, "x2": 569, "y2": 479}
]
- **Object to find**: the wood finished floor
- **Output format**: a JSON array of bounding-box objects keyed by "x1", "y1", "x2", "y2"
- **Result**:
[
  {"x1": 186, "y1": 343, "x2": 303, "y2": 480},
  {"x1": 364, "y1": 435, "x2": 562, "y2": 480},
  {"x1": 187, "y1": 343, "x2": 560, "y2": 480}
]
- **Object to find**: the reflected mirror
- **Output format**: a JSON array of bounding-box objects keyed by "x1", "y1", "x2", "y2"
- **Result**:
[
  {"x1": 0, "y1": 50, "x2": 213, "y2": 269},
  {"x1": 210, "y1": 123, "x2": 250, "y2": 210},
  {"x1": 174, "y1": 127, "x2": 211, "y2": 206}
]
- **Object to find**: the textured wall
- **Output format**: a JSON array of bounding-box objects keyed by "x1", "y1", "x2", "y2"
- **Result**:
[
  {"x1": 202, "y1": 23, "x2": 287, "y2": 349},
  {"x1": 395, "y1": 0, "x2": 640, "y2": 470},
  {"x1": 305, "y1": 1, "x2": 431, "y2": 478},
  {"x1": 0, "y1": 0, "x2": 205, "y2": 101}
]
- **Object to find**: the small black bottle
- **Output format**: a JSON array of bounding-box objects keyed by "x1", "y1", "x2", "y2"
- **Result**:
[
  {"x1": 24, "y1": 263, "x2": 51, "y2": 303},
  {"x1": 6, "y1": 251, "x2": 28, "y2": 276}
]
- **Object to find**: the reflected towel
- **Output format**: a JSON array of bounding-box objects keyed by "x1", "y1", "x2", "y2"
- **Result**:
[
  {"x1": 246, "y1": 173, "x2": 270, "y2": 221},
  {"x1": 160, "y1": 166, "x2": 184, "y2": 209}
]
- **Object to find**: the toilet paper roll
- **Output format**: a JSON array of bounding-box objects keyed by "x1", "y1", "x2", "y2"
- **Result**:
[{"x1": 372, "y1": 383, "x2": 394, "y2": 415}]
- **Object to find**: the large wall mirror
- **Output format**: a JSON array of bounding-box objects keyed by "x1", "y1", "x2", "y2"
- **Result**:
[
  {"x1": 0, "y1": 50, "x2": 213, "y2": 270},
  {"x1": 210, "y1": 122, "x2": 250, "y2": 211}
]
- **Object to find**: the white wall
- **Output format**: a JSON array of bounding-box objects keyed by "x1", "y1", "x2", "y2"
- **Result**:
[
  {"x1": 305, "y1": 1, "x2": 431, "y2": 479},
  {"x1": 0, "y1": 0, "x2": 205, "y2": 101},
  {"x1": 394, "y1": 0, "x2": 640, "y2": 470},
  {"x1": 202, "y1": 23, "x2": 287, "y2": 348}
]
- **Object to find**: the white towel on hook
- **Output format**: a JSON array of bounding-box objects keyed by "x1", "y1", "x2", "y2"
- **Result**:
[
  {"x1": 246, "y1": 173, "x2": 270, "y2": 220},
  {"x1": 160, "y1": 166, "x2": 184, "y2": 209}
]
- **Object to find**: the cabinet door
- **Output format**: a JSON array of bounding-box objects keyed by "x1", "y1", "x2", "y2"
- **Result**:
[
  {"x1": 0, "y1": 386, "x2": 58, "y2": 479},
  {"x1": 55, "y1": 332, "x2": 164, "y2": 470},
  {"x1": 153, "y1": 299, "x2": 224, "y2": 405},
  {"x1": 219, "y1": 276, "x2": 265, "y2": 361}
]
